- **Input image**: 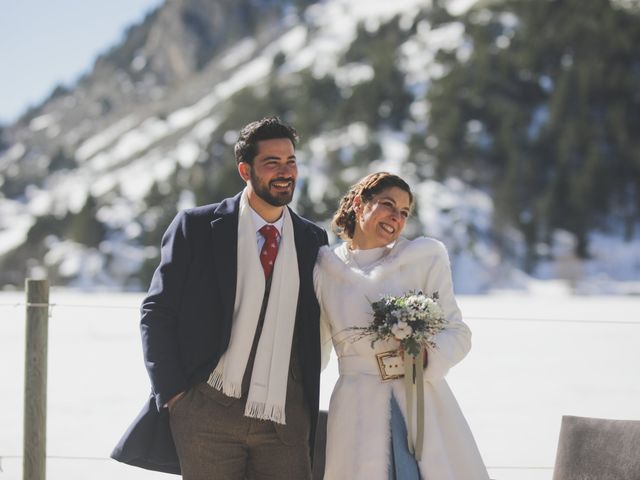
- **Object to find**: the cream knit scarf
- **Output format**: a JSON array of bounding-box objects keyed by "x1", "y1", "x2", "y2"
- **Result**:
[{"x1": 208, "y1": 189, "x2": 300, "y2": 424}]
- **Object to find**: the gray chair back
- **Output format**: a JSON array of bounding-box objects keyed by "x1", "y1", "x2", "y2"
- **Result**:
[{"x1": 552, "y1": 415, "x2": 640, "y2": 480}]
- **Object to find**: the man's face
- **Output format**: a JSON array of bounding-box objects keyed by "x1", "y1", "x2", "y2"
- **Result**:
[{"x1": 245, "y1": 138, "x2": 298, "y2": 207}]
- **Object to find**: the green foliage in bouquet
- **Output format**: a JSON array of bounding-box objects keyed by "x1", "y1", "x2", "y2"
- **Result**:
[{"x1": 356, "y1": 290, "x2": 448, "y2": 356}]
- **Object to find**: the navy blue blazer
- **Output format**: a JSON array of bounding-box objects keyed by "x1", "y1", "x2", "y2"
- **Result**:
[{"x1": 111, "y1": 192, "x2": 328, "y2": 474}]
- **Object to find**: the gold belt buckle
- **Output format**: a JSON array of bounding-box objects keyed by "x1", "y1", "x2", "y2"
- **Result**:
[{"x1": 375, "y1": 350, "x2": 405, "y2": 381}]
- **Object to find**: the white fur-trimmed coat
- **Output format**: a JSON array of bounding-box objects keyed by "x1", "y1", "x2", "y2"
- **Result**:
[{"x1": 314, "y1": 237, "x2": 490, "y2": 480}]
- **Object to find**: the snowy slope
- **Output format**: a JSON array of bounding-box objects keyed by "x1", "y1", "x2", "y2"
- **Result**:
[{"x1": 0, "y1": 0, "x2": 638, "y2": 293}]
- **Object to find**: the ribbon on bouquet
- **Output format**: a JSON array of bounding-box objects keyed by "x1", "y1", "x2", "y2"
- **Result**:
[{"x1": 403, "y1": 346, "x2": 425, "y2": 461}]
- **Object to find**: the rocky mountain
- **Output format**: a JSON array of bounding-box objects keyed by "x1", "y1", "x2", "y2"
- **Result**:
[{"x1": 1, "y1": 0, "x2": 638, "y2": 293}]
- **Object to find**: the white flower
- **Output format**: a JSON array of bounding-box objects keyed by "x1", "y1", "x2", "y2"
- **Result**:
[
  {"x1": 391, "y1": 321, "x2": 413, "y2": 340},
  {"x1": 407, "y1": 295, "x2": 421, "y2": 305},
  {"x1": 427, "y1": 301, "x2": 444, "y2": 318}
]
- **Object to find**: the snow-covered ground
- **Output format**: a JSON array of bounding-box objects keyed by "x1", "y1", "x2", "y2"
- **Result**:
[{"x1": 1, "y1": 289, "x2": 639, "y2": 480}]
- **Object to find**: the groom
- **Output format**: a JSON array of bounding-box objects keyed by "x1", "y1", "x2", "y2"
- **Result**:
[{"x1": 111, "y1": 116, "x2": 328, "y2": 479}]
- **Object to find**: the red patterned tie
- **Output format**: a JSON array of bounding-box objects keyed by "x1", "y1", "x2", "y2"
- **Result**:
[{"x1": 259, "y1": 225, "x2": 279, "y2": 278}]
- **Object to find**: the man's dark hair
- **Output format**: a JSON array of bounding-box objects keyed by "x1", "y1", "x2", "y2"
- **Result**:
[{"x1": 234, "y1": 116, "x2": 299, "y2": 165}]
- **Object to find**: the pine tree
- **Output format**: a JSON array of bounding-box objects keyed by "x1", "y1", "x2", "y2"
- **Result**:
[
  {"x1": 426, "y1": 0, "x2": 640, "y2": 266},
  {"x1": 65, "y1": 195, "x2": 107, "y2": 247}
]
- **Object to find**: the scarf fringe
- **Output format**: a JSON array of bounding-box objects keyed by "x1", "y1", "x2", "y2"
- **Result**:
[
  {"x1": 245, "y1": 400, "x2": 286, "y2": 425},
  {"x1": 207, "y1": 368, "x2": 242, "y2": 398},
  {"x1": 207, "y1": 190, "x2": 299, "y2": 426}
]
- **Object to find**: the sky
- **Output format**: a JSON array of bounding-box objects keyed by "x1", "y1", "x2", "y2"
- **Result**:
[{"x1": 0, "y1": 0, "x2": 164, "y2": 125}]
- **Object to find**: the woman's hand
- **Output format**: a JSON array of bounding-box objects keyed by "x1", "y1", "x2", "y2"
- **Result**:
[{"x1": 399, "y1": 346, "x2": 428, "y2": 367}]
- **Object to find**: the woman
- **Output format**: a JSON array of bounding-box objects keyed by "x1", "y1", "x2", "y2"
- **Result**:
[{"x1": 315, "y1": 172, "x2": 489, "y2": 480}]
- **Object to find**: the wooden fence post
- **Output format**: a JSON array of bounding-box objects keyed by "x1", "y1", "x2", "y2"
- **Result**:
[{"x1": 23, "y1": 279, "x2": 49, "y2": 480}]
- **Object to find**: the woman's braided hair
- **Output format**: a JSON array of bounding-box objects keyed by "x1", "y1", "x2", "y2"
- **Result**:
[{"x1": 331, "y1": 172, "x2": 413, "y2": 240}]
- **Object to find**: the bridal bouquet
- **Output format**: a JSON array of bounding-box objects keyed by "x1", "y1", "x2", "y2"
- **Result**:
[
  {"x1": 355, "y1": 290, "x2": 447, "y2": 461},
  {"x1": 355, "y1": 290, "x2": 447, "y2": 356},
  {"x1": 351, "y1": 290, "x2": 447, "y2": 461}
]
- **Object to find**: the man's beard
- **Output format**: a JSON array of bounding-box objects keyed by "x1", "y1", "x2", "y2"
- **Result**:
[{"x1": 250, "y1": 167, "x2": 296, "y2": 207}]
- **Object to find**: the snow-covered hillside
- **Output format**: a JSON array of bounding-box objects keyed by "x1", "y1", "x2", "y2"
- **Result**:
[{"x1": 0, "y1": 0, "x2": 638, "y2": 293}]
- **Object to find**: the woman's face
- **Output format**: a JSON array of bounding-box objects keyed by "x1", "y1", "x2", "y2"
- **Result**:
[{"x1": 351, "y1": 186, "x2": 411, "y2": 249}]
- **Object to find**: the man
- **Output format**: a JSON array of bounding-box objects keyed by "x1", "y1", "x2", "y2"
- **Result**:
[{"x1": 111, "y1": 116, "x2": 328, "y2": 479}]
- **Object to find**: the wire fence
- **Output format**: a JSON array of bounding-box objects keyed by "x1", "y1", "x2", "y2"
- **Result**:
[
  {"x1": 0, "y1": 453, "x2": 555, "y2": 472},
  {"x1": 2, "y1": 301, "x2": 639, "y2": 325},
  {"x1": 0, "y1": 452, "x2": 557, "y2": 480}
]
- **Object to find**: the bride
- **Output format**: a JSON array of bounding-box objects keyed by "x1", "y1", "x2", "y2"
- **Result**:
[{"x1": 314, "y1": 172, "x2": 490, "y2": 480}]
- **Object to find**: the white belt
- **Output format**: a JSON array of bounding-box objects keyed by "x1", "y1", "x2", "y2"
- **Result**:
[{"x1": 338, "y1": 355, "x2": 380, "y2": 376}]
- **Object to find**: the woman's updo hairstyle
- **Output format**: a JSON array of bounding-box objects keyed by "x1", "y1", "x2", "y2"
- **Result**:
[{"x1": 331, "y1": 172, "x2": 413, "y2": 240}]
